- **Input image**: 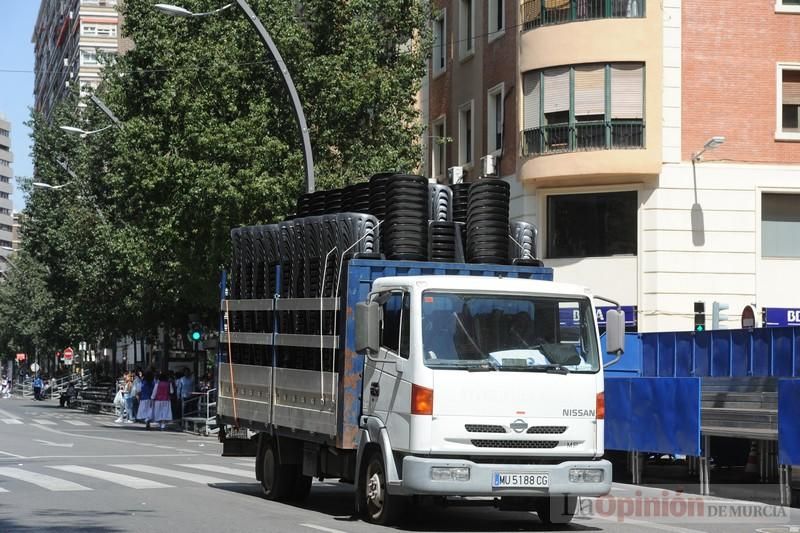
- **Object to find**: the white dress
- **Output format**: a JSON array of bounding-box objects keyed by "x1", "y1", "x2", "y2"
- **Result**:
[{"x1": 151, "y1": 381, "x2": 173, "y2": 422}]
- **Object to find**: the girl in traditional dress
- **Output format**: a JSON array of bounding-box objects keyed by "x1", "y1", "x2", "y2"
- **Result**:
[
  {"x1": 151, "y1": 371, "x2": 173, "y2": 430},
  {"x1": 136, "y1": 370, "x2": 156, "y2": 429}
]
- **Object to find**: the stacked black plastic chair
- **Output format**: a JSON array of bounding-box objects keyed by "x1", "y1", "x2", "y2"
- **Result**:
[
  {"x1": 451, "y1": 182, "x2": 471, "y2": 224},
  {"x1": 383, "y1": 174, "x2": 428, "y2": 260},
  {"x1": 466, "y1": 179, "x2": 511, "y2": 264},
  {"x1": 346, "y1": 182, "x2": 372, "y2": 214},
  {"x1": 429, "y1": 184, "x2": 452, "y2": 222}
]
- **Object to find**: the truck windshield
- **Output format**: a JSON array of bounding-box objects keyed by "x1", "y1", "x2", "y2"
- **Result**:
[{"x1": 421, "y1": 291, "x2": 600, "y2": 373}]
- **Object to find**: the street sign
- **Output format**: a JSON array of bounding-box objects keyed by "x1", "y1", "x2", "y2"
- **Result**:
[
  {"x1": 15, "y1": 353, "x2": 25, "y2": 362},
  {"x1": 30, "y1": 363, "x2": 40, "y2": 372},
  {"x1": 63, "y1": 347, "x2": 74, "y2": 366}
]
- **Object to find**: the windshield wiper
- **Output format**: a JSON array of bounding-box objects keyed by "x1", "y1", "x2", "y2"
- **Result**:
[
  {"x1": 528, "y1": 364, "x2": 570, "y2": 375},
  {"x1": 467, "y1": 359, "x2": 500, "y2": 372}
]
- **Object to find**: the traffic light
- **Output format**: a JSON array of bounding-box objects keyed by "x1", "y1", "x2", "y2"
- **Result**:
[
  {"x1": 712, "y1": 301, "x2": 729, "y2": 330},
  {"x1": 187, "y1": 322, "x2": 204, "y2": 343},
  {"x1": 694, "y1": 301, "x2": 706, "y2": 332}
]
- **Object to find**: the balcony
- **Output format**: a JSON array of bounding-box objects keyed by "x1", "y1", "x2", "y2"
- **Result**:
[
  {"x1": 521, "y1": 0, "x2": 644, "y2": 30},
  {"x1": 522, "y1": 120, "x2": 645, "y2": 157}
]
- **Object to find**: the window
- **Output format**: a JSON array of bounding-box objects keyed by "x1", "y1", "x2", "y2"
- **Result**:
[
  {"x1": 0, "y1": 241, "x2": 11, "y2": 248},
  {"x1": 381, "y1": 293, "x2": 410, "y2": 358},
  {"x1": 489, "y1": 0, "x2": 505, "y2": 39},
  {"x1": 0, "y1": 209, "x2": 9, "y2": 215},
  {"x1": 523, "y1": 63, "x2": 645, "y2": 155},
  {"x1": 0, "y1": 193, "x2": 9, "y2": 200},
  {"x1": 0, "y1": 160, "x2": 9, "y2": 167},
  {"x1": 778, "y1": 65, "x2": 800, "y2": 139},
  {"x1": 487, "y1": 84, "x2": 504, "y2": 154},
  {"x1": 80, "y1": 48, "x2": 98, "y2": 66},
  {"x1": 0, "y1": 224, "x2": 11, "y2": 233},
  {"x1": 431, "y1": 117, "x2": 446, "y2": 179},
  {"x1": 459, "y1": 0, "x2": 474, "y2": 58},
  {"x1": 776, "y1": 0, "x2": 800, "y2": 13},
  {"x1": 0, "y1": 177, "x2": 9, "y2": 183},
  {"x1": 0, "y1": 129, "x2": 9, "y2": 137},
  {"x1": 547, "y1": 191, "x2": 638, "y2": 258},
  {"x1": 81, "y1": 24, "x2": 117, "y2": 37},
  {"x1": 432, "y1": 11, "x2": 447, "y2": 76},
  {"x1": 762, "y1": 193, "x2": 800, "y2": 257},
  {"x1": 458, "y1": 101, "x2": 473, "y2": 165}
]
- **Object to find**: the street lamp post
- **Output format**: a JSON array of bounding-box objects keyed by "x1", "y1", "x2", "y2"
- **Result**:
[{"x1": 155, "y1": 1, "x2": 316, "y2": 193}]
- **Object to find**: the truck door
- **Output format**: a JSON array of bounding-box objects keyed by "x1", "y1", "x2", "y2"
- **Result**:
[{"x1": 363, "y1": 291, "x2": 412, "y2": 450}]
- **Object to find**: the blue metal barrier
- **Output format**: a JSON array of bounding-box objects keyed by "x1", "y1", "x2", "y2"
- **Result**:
[
  {"x1": 778, "y1": 379, "x2": 800, "y2": 465},
  {"x1": 601, "y1": 333, "x2": 642, "y2": 376},
  {"x1": 638, "y1": 326, "x2": 800, "y2": 378},
  {"x1": 605, "y1": 377, "x2": 701, "y2": 456}
]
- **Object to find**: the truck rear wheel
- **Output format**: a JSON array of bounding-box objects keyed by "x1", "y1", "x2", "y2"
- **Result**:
[
  {"x1": 361, "y1": 450, "x2": 405, "y2": 525},
  {"x1": 260, "y1": 439, "x2": 293, "y2": 500},
  {"x1": 536, "y1": 495, "x2": 577, "y2": 525}
]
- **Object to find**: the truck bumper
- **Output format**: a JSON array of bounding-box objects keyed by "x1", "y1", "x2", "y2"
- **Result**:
[{"x1": 399, "y1": 456, "x2": 612, "y2": 497}]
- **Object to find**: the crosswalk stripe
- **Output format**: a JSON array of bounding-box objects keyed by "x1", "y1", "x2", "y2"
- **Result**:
[
  {"x1": 177, "y1": 464, "x2": 253, "y2": 478},
  {"x1": 112, "y1": 464, "x2": 232, "y2": 485},
  {"x1": 63, "y1": 420, "x2": 89, "y2": 426},
  {"x1": 0, "y1": 467, "x2": 92, "y2": 491},
  {"x1": 50, "y1": 466, "x2": 173, "y2": 489},
  {"x1": 1, "y1": 419, "x2": 22, "y2": 425},
  {"x1": 33, "y1": 420, "x2": 57, "y2": 426},
  {"x1": 0, "y1": 487, "x2": 8, "y2": 493}
]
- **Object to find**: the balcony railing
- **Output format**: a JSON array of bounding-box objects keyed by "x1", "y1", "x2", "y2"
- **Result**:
[
  {"x1": 522, "y1": 0, "x2": 644, "y2": 30},
  {"x1": 522, "y1": 120, "x2": 645, "y2": 156}
]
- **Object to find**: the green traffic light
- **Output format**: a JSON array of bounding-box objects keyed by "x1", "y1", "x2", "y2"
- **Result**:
[
  {"x1": 695, "y1": 325, "x2": 704, "y2": 332},
  {"x1": 191, "y1": 331, "x2": 202, "y2": 341}
]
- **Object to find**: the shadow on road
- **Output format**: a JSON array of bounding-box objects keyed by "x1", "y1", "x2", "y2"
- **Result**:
[
  {"x1": 209, "y1": 481, "x2": 601, "y2": 532},
  {"x1": 0, "y1": 503, "x2": 136, "y2": 532}
]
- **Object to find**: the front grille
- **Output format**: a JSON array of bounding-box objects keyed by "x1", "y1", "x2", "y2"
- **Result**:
[
  {"x1": 471, "y1": 439, "x2": 559, "y2": 449},
  {"x1": 526, "y1": 426, "x2": 567, "y2": 434},
  {"x1": 465, "y1": 424, "x2": 506, "y2": 433}
]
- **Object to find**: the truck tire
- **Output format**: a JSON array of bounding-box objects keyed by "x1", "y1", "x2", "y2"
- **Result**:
[
  {"x1": 260, "y1": 439, "x2": 293, "y2": 500},
  {"x1": 536, "y1": 495, "x2": 577, "y2": 525},
  {"x1": 360, "y1": 450, "x2": 405, "y2": 525}
]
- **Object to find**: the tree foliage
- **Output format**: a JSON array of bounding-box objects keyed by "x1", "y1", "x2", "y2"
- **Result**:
[{"x1": 1, "y1": 0, "x2": 431, "y2": 356}]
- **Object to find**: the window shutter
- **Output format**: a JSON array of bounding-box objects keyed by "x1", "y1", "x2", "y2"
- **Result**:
[
  {"x1": 543, "y1": 67, "x2": 570, "y2": 114},
  {"x1": 523, "y1": 72, "x2": 540, "y2": 129},
  {"x1": 574, "y1": 65, "x2": 605, "y2": 116},
  {"x1": 611, "y1": 64, "x2": 644, "y2": 119},
  {"x1": 783, "y1": 69, "x2": 800, "y2": 105}
]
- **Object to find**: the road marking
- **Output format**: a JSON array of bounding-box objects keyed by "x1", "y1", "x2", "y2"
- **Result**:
[
  {"x1": 0, "y1": 487, "x2": 7, "y2": 493},
  {"x1": 63, "y1": 420, "x2": 89, "y2": 426},
  {"x1": 0, "y1": 467, "x2": 92, "y2": 492},
  {"x1": 1, "y1": 419, "x2": 22, "y2": 425},
  {"x1": 51, "y1": 465, "x2": 173, "y2": 489},
  {"x1": 33, "y1": 440, "x2": 74, "y2": 448},
  {"x1": 300, "y1": 524, "x2": 349, "y2": 533},
  {"x1": 177, "y1": 464, "x2": 253, "y2": 478},
  {"x1": 589, "y1": 513, "x2": 708, "y2": 533},
  {"x1": 112, "y1": 464, "x2": 233, "y2": 485},
  {"x1": 33, "y1": 420, "x2": 57, "y2": 426},
  {"x1": 0, "y1": 451, "x2": 26, "y2": 459}
]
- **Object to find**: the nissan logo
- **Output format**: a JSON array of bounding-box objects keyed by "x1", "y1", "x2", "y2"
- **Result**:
[{"x1": 510, "y1": 419, "x2": 528, "y2": 433}]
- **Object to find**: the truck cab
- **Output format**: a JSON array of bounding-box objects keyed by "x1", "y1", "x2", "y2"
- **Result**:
[{"x1": 357, "y1": 275, "x2": 614, "y2": 524}]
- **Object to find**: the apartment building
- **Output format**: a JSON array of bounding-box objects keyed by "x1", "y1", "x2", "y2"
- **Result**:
[
  {"x1": 0, "y1": 116, "x2": 15, "y2": 274},
  {"x1": 424, "y1": 0, "x2": 800, "y2": 332},
  {"x1": 32, "y1": 0, "x2": 128, "y2": 119}
]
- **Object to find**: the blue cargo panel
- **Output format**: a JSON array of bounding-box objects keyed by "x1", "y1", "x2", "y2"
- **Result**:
[
  {"x1": 778, "y1": 379, "x2": 800, "y2": 465},
  {"x1": 605, "y1": 377, "x2": 701, "y2": 456},
  {"x1": 336, "y1": 259, "x2": 554, "y2": 449}
]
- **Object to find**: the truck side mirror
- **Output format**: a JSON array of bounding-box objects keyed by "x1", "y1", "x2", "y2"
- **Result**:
[
  {"x1": 605, "y1": 309, "x2": 625, "y2": 355},
  {"x1": 356, "y1": 301, "x2": 380, "y2": 354}
]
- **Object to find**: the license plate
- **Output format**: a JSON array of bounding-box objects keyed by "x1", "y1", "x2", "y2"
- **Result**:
[{"x1": 492, "y1": 472, "x2": 550, "y2": 488}]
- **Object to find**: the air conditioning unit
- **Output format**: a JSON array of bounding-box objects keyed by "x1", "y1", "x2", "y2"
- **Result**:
[
  {"x1": 447, "y1": 166, "x2": 464, "y2": 184},
  {"x1": 481, "y1": 155, "x2": 498, "y2": 177}
]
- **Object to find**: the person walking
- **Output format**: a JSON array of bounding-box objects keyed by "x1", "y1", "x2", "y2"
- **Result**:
[
  {"x1": 32, "y1": 375, "x2": 43, "y2": 401},
  {"x1": 151, "y1": 372, "x2": 173, "y2": 431},
  {"x1": 121, "y1": 372, "x2": 135, "y2": 424},
  {"x1": 176, "y1": 368, "x2": 195, "y2": 419},
  {"x1": 136, "y1": 370, "x2": 156, "y2": 430}
]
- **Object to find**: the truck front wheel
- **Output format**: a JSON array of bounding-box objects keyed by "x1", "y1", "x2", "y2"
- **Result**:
[
  {"x1": 261, "y1": 439, "x2": 293, "y2": 500},
  {"x1": 536, "y1": 495, "x2": 577, "y2": 525},
  {"x1": 360, "y1": 450, "x2": 405, "y2": 525}
]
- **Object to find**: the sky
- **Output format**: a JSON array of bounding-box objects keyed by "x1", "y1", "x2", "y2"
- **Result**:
[{"x1": 0, "y1": 1, "x2": 41, "y2": 211}]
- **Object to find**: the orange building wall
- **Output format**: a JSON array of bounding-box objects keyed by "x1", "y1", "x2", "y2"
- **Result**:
[{"x1": 682, "y1": 0, "x2": 800, "y2": 163}]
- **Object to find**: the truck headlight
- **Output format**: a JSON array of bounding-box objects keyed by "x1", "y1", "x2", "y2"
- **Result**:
[
  {"x1": 431, "y1": 467, "x2": 470, "y2": 481},
  {"x1": 569, "y1": 468, "x2": 604, "y2": 483}
]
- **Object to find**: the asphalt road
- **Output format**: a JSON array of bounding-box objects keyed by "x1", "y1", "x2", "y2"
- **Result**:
[{"x1": 0, "y1": 398, "x2": 797, "y2": 533}]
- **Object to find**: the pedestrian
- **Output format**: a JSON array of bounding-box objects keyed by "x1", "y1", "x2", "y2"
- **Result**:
[
  {"x1": 176, "y1": 368, "x2": 194, "y2": 419},
  {"x1": 60, "y1": 382, "x2": 77, "y2": 408},
  {"x1": 151, "y1": 371, "x2": 173, "y2": 430},
  {"x1": 32, "y1": 375, "x2": 43, "y2": 401},
  {"x1": 122, "y1": 372, "x2": 135, "y2": 424},
  {"x1": 49, "y1": 376, "x2": 56, "y2": 400},
  {"x1": 132, "y1": 368, "x2": 142, "y2": 418},
  {"x1": 136, "y1": 370, "x2": 155, "y2": 430}
]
